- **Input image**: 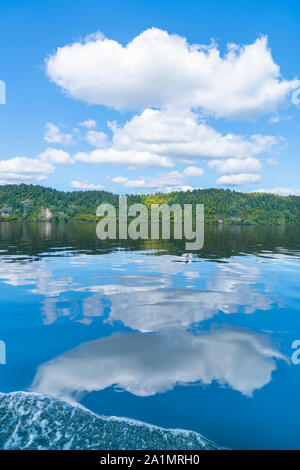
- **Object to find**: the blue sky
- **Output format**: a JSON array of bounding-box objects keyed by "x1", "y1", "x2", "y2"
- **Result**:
[{"x1": 1, "y1": 0, "x2": 300, "y2": 194}]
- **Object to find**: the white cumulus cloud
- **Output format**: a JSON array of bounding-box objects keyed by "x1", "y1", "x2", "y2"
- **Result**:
[
  {"x1": 74, "y1": 108, "x2": 279, "y2": 170},
  {"x1": 78, "y1": 119, "x2": 97, "y2": 129},
  {"x1": 71, "y1": 180, "x2": 105, "y2": 190},
  {"x1": 112, "y1": 171, "x2": 193, "y2": 193},
  {"x1": 252, "y1": 188, "x2": 300, "y2": 196},
  {"x1": 110, "y1": 108, "x2": 279, "y2": 160},
  {"x1": 75, "y1": 148, "x2": 172, "y2": 168},
  {"x1": 183, "y1": 166, "x2": 204, "y2": 176},
  {"x1": 38, "y1": 148, "x2": 74, "y2": 165},
  {"x1": 44, "y1": 122, "x2": 73, "y2": 145},
  {"x1": 84, "y1": 130, "x2": 108, "y2": 147},
  {"x1": 208, "y1": 157, "x2": 262, "y2": 175},
  {"x1": 0, "y1": 157, "x2": 54, "y2": 184},
  {"x1": 216, "y1": 173, "x2": 261, "y2": 186},
  {"x1": 46, "y1": 28, "x2": 298, "y2": 117}
]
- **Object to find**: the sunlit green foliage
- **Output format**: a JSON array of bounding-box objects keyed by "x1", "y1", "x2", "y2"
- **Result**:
[{"x1": 0, "y1": 184, "x2": 299, "y2": 225}]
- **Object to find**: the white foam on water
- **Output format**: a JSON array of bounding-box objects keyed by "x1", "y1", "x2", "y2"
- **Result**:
[{"x1": 0, "y1": 391, "x2": 221, "y2": 450}]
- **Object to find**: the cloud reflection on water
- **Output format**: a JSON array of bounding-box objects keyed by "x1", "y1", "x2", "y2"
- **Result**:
[
  {"x1": 31, "y1": 327, "x2": 286, "y2": 399},
  {"x1": 0, "y1": 249, "x2": 286, "y2": 400}
]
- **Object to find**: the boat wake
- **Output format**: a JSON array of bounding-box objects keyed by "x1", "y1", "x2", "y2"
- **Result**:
[{"x1": 0, "y1": 392, "x2": 220, "y2": 450}]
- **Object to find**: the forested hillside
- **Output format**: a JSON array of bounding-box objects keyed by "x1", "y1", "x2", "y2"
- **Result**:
[{"x1": 0, "y1": 184, "x2": 299, "y2": 225}]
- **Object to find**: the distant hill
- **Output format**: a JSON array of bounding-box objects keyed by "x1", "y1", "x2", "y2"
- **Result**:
[{"x1": 0, "y1": 183, "x2": 299, "y2": 225}]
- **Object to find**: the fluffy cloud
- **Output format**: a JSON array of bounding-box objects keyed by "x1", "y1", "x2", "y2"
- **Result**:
[
  {"x1": 38, "y1": 148, "x2": 73, "y2": 164},
  {"x1": 112, "y1": 171, "x2": 193, "y2": 192},
  {"x1": 38, "y1": 109, "x2": 279, "y2": 178},
  {"x1": 109, "y1": 108, "x2": 279, "y2": 160},
  {"x1": 44, "y1": 122, "x2": 73, "y2": 145},
  {"x1": 0, "y1": 146, "x2": 75, "y2": 185},
  {"x1": 252, "y1": 187, "x2": 300, "y2": 196},
  {"x1": 84, "y1": 130, "x2": 108, "y2": 147},
  {"x1": 74, "y1": 108, "x2": 279, "y2": 170},
  {"x1": 183, "y1": 166, "x2": 204, "y2": 176},
  {"x1": 44, "y1": 28, "x2": 293, "y2": 184},
  {"x1": 216, "y1": 173, "x2": 261, "y2": 186},
  {"x1": 79, "y1": 119, "x2": 97, "y2": 129},
  {"x1": 208, "y1": 157, "x2": 262, "y2": 175},
  {"x1": 70, "y1": 180, "x2": 105, "y2": 190},
  {"x1": 46, "y1": 29, "x2": 298, "y2": 117},
  {"x1": 45, "y1": 29, "x2": 288, "y2": 180},
  {"x1": 0, "y1": 156, "x2": 54, "y2": 184},
  {"x1": 75, "y1": 148, "x2": 172, "y2": 168}
]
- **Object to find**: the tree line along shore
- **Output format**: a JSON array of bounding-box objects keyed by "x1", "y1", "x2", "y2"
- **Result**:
[{"x1": 0, "y1": 184, "x2": 299, "y2": 225}]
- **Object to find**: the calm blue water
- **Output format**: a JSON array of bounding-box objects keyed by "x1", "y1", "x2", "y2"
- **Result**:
[{"x1": 0, "y1": 222, "x2": 299, "y2": 449}]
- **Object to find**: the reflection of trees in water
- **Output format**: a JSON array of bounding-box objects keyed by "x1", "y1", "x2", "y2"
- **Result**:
[{"x1": 0, "y1": 221, "x2": 299, "y2": 260}]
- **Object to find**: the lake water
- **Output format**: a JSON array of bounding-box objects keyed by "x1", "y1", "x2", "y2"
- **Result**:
[{"x1": 0, "y1": 221, "x2": 299, "y2": 450}]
